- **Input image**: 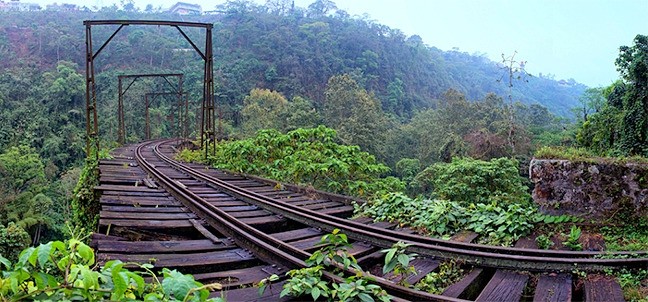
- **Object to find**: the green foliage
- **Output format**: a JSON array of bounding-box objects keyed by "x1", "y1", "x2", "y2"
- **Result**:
[
  {"x1": 0, "y1": 237, "x2": 222, "y2": 301},
  {"x1": 208, "y1": 126, "x2": 403, "y2": 198},
  {"x1": 380, "y1": 242, "x2": 417, "y2": 286},
  {"x1": 468, "y1": 202, "x2": 537, "y2": 245},
  {"x1": 615, "y1": 269, "x2": 648, "y2": 301},
  {"x1": 535, "y1": 234, "x2": 554, "y2": 250},
  {"x1": 535, "y1": 146, "x2": 648, "y2": 164},
  {"x1": 241, "y1": 88, "x2": 289, "y2": 136},
  {"x1": 323, "y1": 74, "x2": 389, "y2": 158},
  {"x1": 306, "y1": 229, "x2": 360, "y2": 273},
  {"x1": 411, "y1": 157, "x2": 531, "y2": 205},
  {"x1": 355, "y1": 192, "x2": 538, "y2": 245},
  {"x1": 0, "y1": 222, "x2": 30, "y2": 261},
  {"x1": 280, "y1": 229, "x2": 390, "y2": 302},
  {"x1": 562, "y1": 226, "x2": 582, "y2": 251},
  {"x1": 0, "y1": 145, "x2": 46, "y2": 194},
  {"x1": 602, "y1": 219, "x2": 648, "y2": 252},
  {"x1": 414, "y1": 260, "x2": 464, "y2": 294},
  {"x1": 394, "y1": 158, "x2": 420, "y2": 186},
  {"x1": 71, "y1": 156, "x2": 100, "y2": 232},
  {"x1": 577, "y1": 35, "x2": 648, "y2": 157},
  {"x1": 176, "y1": 147, "x2": 207, "y2": 164},
  {"x1": 534, "y1": 146, "x2": 597, "y2": 161}
]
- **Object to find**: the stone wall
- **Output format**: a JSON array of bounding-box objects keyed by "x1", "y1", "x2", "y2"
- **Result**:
[{"x1": 529, "y1": 159, "x2": 648, "y2": 220}]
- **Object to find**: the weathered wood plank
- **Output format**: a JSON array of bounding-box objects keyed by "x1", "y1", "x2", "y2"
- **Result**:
[
  {"x1": 476, "y1": 270, "x2": 529, "y2": 302},
  {"x1": 384, "y1": 258, "x2": 440, "y2": 285},
  {"x1": 533, "y1": 273, "x2": 572, "y2": 302},
  {"x1": 101, "y1": 211, "x2": 195, "y2": 220},
  {"x1": 190, "y1": 219, "x2": 221, "y2": 243},
  {"x1": 271, "y1": 228, "x2": 322, "y2": 242},
  {"x1": 99, "y1": 248, "x2": 256, "y2": 269},
  {"x1": 96, "y1": 239, "x2": 226, "y2": 253},
  {"x1": 584, "y1": 274, "x2": 624, "y2": 302},
  {"x1": 443, "y1": 268, "x2": 491, "y2": 300},
  {"x1": 99, "y1": 218, "x2": 193, "y2": 229},
  {"x1": 193, "y1": 265, "x2": 284, "y2": 287}
]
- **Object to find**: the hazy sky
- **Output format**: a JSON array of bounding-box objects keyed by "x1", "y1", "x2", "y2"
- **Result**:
[{"x1": 28, "y1": 0, "x2": 648, "y2": 87}]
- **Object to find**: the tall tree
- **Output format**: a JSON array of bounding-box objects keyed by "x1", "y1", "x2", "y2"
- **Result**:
[
  {"x1": 323, "y1": 74, "x2": 388, "y2": 157},
  {"x1": 241, "y1": 88, "x2": 289, "y2": 136},
  {"x1": 616, "y1": 34, "x2": 648, "y2": 155}
]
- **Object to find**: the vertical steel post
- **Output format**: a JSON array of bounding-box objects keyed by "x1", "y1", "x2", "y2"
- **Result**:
[
  {"x1": 117, "y1": 76, "x2": 124, "y2": 144},
  {"x1": 184, "y1": 94, "x2": 189, "y2": 139},
  {"x1": 84, "y1": 23, "x2": 99, "y2": 158},
  {"x1": 145, "y1": 94, "x2": 150, "y2": 140},
  {"x1": 177, "y1": 75, "x2": 183, "y2": 138},
  {"x1": 203, "y1": 26, "x2": 215, "y2": 157}
]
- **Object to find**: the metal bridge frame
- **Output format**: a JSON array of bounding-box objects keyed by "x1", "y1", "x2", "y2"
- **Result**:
[
  {"x1": 84, "y1": 20, "x2": 215, "y2": 158},
  {"x1": 117, "y1": 73, "x2": 184, "y2": 143},
  {"x1": 143, "y1": 92, "x2": 188, "y2": 140}
]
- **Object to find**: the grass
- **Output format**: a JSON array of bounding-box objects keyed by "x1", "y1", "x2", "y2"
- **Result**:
[{"x1": 534, "y1": 146, "x2": 648, "y2": 164}]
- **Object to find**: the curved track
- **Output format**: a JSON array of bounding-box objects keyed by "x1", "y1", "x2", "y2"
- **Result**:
[{"x1": 94, "y1": 139, "x2": 642, "y2": 301}]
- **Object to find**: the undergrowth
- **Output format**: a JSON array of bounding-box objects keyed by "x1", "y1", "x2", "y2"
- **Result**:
[{"x1": 178, "y1": 127, "x2": 404, "y2": 198}]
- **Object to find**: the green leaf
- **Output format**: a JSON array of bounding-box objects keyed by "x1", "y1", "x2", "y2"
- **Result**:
[
  {"x1": 81, "y1": 267, "x2": 97, "y2": 290},
  {"x1": 312, "y1": 286, "x2": 321, "y2": 300},
  {"x1": 397, "y1": 253, "x2": 410, "y2": 267},
  {"x1": 37, "y1": 242, "x2": 53, "y2": 268},
  {"x1": 162, "y1": 269, "x2": 196, "y2": 300},
  {"x1": 384, "y1": 249, "x2": 396, "y2": 265},
  {"x1": 111, "y1": 269, "x2": 129, "y2": 300},
  {"x1": 18, "y1": 246, "x2": 36, "y2": 266},
  {"x1": 280, "y1": 287, "x2": 291, "y2": 298},
  {"x1": 57, "y1": 255, "x2": 70, "y2": 271},
  {"x1": 358, "y1": 292, "x2": 375, "y2": 302},
  {"x1": 0, "y1": 255, "x2": 11, "y2": 269},
  {"x1": 127, "y1": 271, "x2": 146, "y2": 295},
  {"x1": 77, "y1": 243, "x2": 95, "y2": 265}
]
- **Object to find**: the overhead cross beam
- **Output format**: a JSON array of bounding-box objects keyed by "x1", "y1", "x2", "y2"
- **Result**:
[
  {"x1": 117, "y1": 73, "x2": 184, "y2": 144},
  {"x1": 84, "y1": 20, "x2": 215, "y2": 159}
]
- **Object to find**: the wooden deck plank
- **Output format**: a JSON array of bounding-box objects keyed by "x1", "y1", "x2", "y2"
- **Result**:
[
  {"x1": 443, "y1": 268, "x2": 490, "y2": 300},
  {"x1": 101, "y1": 211, "x2": 196, "y2": 220},
  {"x1": 271, "y1": 228, "x2": 322, "y2": 242},
  {"x1": 96, "y1": 239, "x2": 227, "y2": 253},
  {"x1": 584, "y1": 274, "x2": 624, "y2": 302},
  {"x1": 476, "y1": 270, "x2": 529, "y2": 302},
  {"x1": 533, "y1": 273, "x2": 572, "y2": 302},
  {"x1": 99, "y1": 218, "x2": 194, "y2": 229},
  {"x1": 99, "y1": 248, "x2": 256, "y2": 268}
]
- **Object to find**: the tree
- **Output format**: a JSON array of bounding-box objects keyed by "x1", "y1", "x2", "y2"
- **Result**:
[
  {"x1": 307, "y1": 0, "x2": 337, "y2": 17},
  {"x1": 323, "y1": 74, "x2": 388, "y2": 157},
  {"x1": 0, "y1": 145, "x2": 46, "y2": 195},
  {"x1": 283, "y1": 96, "x2": 321, "y2": 131},
  {"x1": 576, "y1": 87, "x2": 605, "y2": 122},
  {"x1": 615, "y1": 34, "x2": 648, "y2": 155},
  {"x1": 577, "y1": 35, "x2": 648, "y2": 156},
  {"x1": 240, "y1": 88, "x2": 289, "y2": 136}
]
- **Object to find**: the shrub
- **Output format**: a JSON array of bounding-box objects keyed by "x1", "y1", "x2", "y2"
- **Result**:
[
  {"x1": 206, "y1": 126, "x2": 404, "y2": 198},
  {"x1": 411, "y1": 157, "x2": 530, "y2": 205}
]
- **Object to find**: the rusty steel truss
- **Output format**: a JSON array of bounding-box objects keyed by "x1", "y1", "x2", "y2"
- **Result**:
[
  {"x1": 144, "y1": 92, "x2": 189, "y2": 140},
  {"x1": 84, "y1": 20, "x2": 215, "y2": 158},
  {"x1": 117, "y1": 73, "x2": 184, "y2": 144}
]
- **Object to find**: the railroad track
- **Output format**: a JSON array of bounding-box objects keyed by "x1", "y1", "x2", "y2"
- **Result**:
[{"x1": 93, "y1": 139, "x2": 644, "y2": 301}]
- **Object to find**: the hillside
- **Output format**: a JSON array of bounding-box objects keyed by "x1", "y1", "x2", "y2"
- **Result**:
[{"x1": 0, "y1": 3, "x2": 585, "y2": 121}]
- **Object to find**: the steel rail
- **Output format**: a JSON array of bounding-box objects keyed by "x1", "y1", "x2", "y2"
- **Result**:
[
  {"x1": 136, "y1": 140, "x2": 464, "y2": 302},
  {"x1": 154, "y1": 140, "x2": 648, "y2": 272}
]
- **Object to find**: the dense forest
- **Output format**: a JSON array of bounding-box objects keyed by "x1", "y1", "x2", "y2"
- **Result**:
[{"x1": 1, "y1": 0, "x2": 644, "y2": 264}]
